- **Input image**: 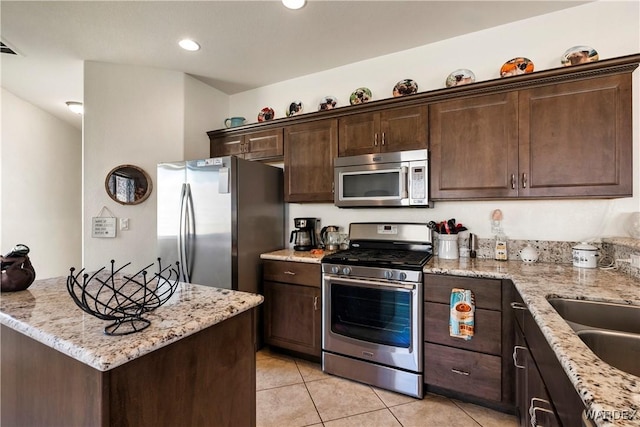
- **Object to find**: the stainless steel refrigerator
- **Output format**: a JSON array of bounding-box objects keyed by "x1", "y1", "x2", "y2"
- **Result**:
[{"x1": 157, "y1": 156, "x2": 284, "y2": 293}]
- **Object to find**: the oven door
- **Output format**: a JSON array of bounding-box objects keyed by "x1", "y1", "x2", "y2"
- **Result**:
[{"x1": 322, "y1": 274, "x2": 422, "y2": 373}]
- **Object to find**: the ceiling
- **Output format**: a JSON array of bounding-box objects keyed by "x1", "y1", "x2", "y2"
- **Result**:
[{"x1": 1, "y1": 0, "x2": 589, "y2": 129}]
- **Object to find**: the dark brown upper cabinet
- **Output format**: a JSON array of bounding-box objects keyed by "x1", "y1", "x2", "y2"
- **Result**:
[
  {"x1": 430, "y1": 72, "x2": 633, "y2": 200},
  {"x1": 338, "y1": 105, "x2": 428, "y2": 157}
]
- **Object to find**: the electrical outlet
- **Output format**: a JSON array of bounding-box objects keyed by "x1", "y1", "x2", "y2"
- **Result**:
[
  {"x1": 631, "y1": 253, "x2": 640, "y2": 269},
  {"x1": 120, "y1": 218, "x2": 129, "y2": 231}
]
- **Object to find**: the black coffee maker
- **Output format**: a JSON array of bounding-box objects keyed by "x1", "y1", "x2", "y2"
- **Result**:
[{"x1": 290, "y1": 218, "x2": 318, "y2": 251}]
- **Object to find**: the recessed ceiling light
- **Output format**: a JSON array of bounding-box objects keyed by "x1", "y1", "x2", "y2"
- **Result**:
[
  {"x1": 179, "y1": 39, "x2": 200, "y2": 51},
  {"x1": 66, "y1": 101, "x2": 83, "y2": 115},
  {"x1": 282, "y1": 0, "x2": 306, "y2": 10}
]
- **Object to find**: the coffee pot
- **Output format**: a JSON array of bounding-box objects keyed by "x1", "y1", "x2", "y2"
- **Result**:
[
  {"x1": 290, "y1": 218, "x2": 318, "y2": 251},
  {"x1": 321, "y1": 225, "x2": 341, "y2": 250}
]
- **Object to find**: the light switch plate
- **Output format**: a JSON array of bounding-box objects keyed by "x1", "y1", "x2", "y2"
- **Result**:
[{"x1": 120, "y1": 218, "x2": 129, "y2": 231}]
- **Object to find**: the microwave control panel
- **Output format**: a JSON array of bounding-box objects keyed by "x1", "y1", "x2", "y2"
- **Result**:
[{"x1": 410, "y1": 166, "x2": 426, "y2": 204}]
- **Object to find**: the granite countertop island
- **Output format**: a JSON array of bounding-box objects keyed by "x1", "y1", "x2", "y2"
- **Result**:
[
  {"x1": 426, "y1": 257, "x2": 640, "y2": 427},
  {"x1": 0, "y1": 275, "x2": 263, "y2": 371},
  {"x1": 1, "y1": 275, "x2": 263, "y2": 426}
]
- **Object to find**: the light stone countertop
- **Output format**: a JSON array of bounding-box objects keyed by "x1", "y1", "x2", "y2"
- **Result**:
[
  {"x1": 260, "y1": 248, "x2": 327, "y2": 263},
  {"x1": 426, "y1": 258, "x2": 640, "y2": 427},
  {"x1": 0, "y1": 275, "x2": 263, "y2": 372}
]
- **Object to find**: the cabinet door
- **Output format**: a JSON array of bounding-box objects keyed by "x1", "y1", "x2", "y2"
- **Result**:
[
  {"x1": 210, "y1": 134, "x2": 244, "y2": 158},
  {"x1": 429, "y1": 92, "x2": 519, "y2": 200},
  {"x1": 424, "y1": 342, "x2": 502, "y2": 402},
  {"x1": 526, "y1": 350, "x2": 561, "y2": 427},
  {"x1": 284, "y1": 119, "x2": 338, "y2": 203},
  {"x1": 338, "y1": 112, "x2": 379, "y2": 157},
  {"x1": 379, "y1": 105, "x2": 427, "y2": 153},
  {"x1": 424, "y1": 302, "x2": 502, "y2": 355},
  {"x1": 519, "y1": 74, "x2": 632, "y2": 198},
  {"x1": 244, "y1": 128, "x2": 284, "y2": 161},
  {"x1": 513, "y1": 324, "x2": 529, "y2": 427},
  {"x1": 263, "y1": 281, "x2": 321, "y2": 357}
]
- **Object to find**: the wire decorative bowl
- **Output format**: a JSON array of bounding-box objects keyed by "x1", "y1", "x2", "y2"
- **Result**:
[{"x1": 66, "y1": 258, "x2": 180, "y2": 336}]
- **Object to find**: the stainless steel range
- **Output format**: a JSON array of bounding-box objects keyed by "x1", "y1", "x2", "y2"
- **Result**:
[{"x1": 321, "y1": 222, "x2": 432, "y2": 398}]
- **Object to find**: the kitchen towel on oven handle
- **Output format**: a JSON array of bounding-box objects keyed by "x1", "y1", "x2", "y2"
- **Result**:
[{"x1": 449, "y1": 288, "x2": 475, "y2": 340}]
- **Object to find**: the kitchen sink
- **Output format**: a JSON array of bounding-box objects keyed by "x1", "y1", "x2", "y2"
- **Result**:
[
  {"x1": 577, "y1": 330, "x2": 640, "y2": 377},
  {"x1": 547, "y1": 297, "x2": 640, "y2": 376},
  {"x1": 547, "y1": 297, "x2": 640, "y2": 334}
]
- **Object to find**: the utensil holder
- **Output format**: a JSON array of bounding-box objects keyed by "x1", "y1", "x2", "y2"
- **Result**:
[{"x1": 438, "y1": 234, "x2": 459, "y2": 259}]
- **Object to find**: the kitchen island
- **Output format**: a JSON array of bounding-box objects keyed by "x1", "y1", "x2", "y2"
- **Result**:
[{"x1": 0, "y1": 275, "x2": 263, "y2": 427}]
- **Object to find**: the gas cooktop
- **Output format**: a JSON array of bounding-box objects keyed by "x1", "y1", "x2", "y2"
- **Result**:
[{"x1": 322, "y1": 248, "x2": 432, "y2": 270}]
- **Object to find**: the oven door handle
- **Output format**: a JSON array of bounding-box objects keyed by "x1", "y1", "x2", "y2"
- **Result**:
[{"x1": 328, "y1": 276, "x2": 416, "y2": 291}]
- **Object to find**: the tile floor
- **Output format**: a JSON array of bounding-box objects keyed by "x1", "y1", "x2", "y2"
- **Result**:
[{"x1": 256, "y1": 347, "x2": 518, "y2": 427}]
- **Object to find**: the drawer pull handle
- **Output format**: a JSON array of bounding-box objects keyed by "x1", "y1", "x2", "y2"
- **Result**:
[
  {"x1": 510, "y1": 302, "x2": 528, "y2": 311},
  {"x1": 513, "y1": 345, "x2": 528, "y2": 369},
  {"x1": 529, "y1": 397, "x2": 552, "y2": 420},
  {"x1": 530, "y1": 406, "x2": 554, "y2": 427},
  {"x1": 313, "y1": 296, "x2": 319, "y2": 310},
  {"x1": 284, "y1": 271, "x2": 296, "y2": 275},
  {"x1": 450, "y1": 368, "x2": 470, "y2": 376},
  {"x1": 374, "y1": 133, "x2": 378, "y2": 146},
  {"x1": 511, "y1": 174, "x2": 516, "y2": 189}
]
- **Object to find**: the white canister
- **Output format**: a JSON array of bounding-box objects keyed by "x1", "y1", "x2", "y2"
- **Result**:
[
  {"x1": 438, "y1": 234, "x2": 459, "y2": 259},
  {"x1": 572, "y1": 242, "x2": 599, "y2": 268},
  {"x1": 518, "y1": 244, "x2": 539, "y2": 263}
]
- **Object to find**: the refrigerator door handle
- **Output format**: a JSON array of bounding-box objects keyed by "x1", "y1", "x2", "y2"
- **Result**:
[
  {"x1": 183, "y1": 183, "x2": 196, "y2": 283},
  {"x1": 178, "y1": 183, "x2": 190, "y2": 283}
]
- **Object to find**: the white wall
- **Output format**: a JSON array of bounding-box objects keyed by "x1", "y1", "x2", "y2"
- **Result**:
[
  {"x1": 184, "y1": 75, "x2": 229, "y2": 161},
  {"x1": 231, "y1": 1, "x2": 640, "y2": 243},
  {"x1": 83, "y1": 62, "x2": 229, "y2": 272},
  {"x1": 1, "y1": 88, "x2": 82, "y2": 278}
]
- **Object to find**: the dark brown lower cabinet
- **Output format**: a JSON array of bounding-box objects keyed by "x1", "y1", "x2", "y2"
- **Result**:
[
  {"x1": 263, "y1": 260, "x2": 322, "y2": 358},
  {"x1": 424, "y1": 342, "x2": 502, "y2": 402},
  {"x1": 511, "y1": 283, "x2": 586, "y2": 426},
  {"x1": 1, "y1": 309, "x2": 257, "y2": 427},
  {"x1": 423, "y1": 274, "x2": 514, "y2": 412},
  {"x1": 513, "y1": 317, "x2": 561, "y2": 426}
]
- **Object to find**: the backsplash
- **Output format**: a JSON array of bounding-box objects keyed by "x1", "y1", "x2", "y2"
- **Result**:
[
  {"x1": 471, "y1": 238, "x2": 582, "y2": 264},
  {"x1": 440, "y1": 236, "x2": 640, "y2": 280}
]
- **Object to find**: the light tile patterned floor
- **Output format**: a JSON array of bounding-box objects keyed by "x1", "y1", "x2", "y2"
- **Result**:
[{"x1": 256, "y1": 347, "x2": 518, "y2": 427}]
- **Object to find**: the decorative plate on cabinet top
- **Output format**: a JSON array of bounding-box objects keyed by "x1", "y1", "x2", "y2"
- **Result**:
[
  {"x1": 561, "y1": 46, "x2": 599, "y2": 66},
  {"x1": 318, "y1": 96, "x2": 338, "y2": 111},
  {"x1": 258, "y1": 107, "x2": 275, "y2": 122},
  {"x1": 500, "y1": 57, "x2": 534, "y2": 77},
  {"x1": 393, "y1": 79, "x2": 418, "y2": 97},
  {"x1": 445, "y1": 69, "x2": 476, "y2": 87},
  {"x1": 286, "y1": 101, "x2": 304, "y2": 117},
  {"x1": 349, "y1": 87, "x2": 372, "y2": 105}
]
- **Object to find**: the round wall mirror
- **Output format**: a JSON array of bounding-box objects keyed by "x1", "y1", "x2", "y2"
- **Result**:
[{"x1": 105, "y1": 165, "x2": 152, "y2": 205}]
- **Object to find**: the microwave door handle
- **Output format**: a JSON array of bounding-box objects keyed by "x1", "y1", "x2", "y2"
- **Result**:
[{"x1": 401, "y1": 166, "x2": 408, "y2": 199}]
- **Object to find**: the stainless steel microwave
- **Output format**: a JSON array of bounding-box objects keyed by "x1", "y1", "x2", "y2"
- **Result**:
[{"x1": 334, "y1": 149, "x2": 429, "y2": 207}]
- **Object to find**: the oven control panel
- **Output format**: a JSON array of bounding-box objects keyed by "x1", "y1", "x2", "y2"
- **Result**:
[{"x1": 322, "y1": 264, "x2": 422, "y2": 283}]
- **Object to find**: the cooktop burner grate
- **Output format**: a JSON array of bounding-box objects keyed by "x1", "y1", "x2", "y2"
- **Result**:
[{"x1": 322, "y1": 248, "x2": 432, "y2": 270}]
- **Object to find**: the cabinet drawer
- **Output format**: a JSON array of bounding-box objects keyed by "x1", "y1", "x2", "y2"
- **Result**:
[
  {"x1": 424, "y1": 274, "x2": 502, "y2": 310},
  {"x1": 424, "y1": 342, "x2": 502, "y2": 402},
  {"x1": 424, "y1": 302, "x2": 501, "y2": 355},
  {"x1": 263, "y1": 261, "x2": 321, "y2": 287}
]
